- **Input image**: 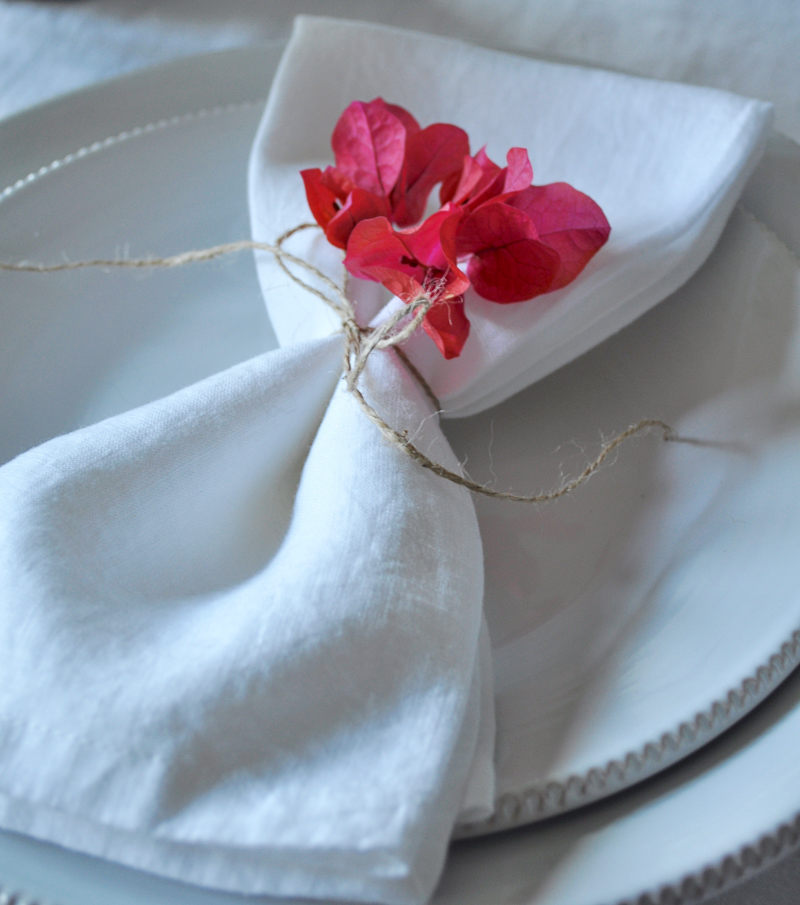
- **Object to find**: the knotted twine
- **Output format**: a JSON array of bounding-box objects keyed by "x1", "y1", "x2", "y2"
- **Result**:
[{"x1": 0, "y1": 222, "x2": 681, "y2": 503}]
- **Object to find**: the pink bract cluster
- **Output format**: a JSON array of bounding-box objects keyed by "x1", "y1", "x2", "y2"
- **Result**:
[{"x1": 301, "y1": 98, "x2": 610, "y2": 359}]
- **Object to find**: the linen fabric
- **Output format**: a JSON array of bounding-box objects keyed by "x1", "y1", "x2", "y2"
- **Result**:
[
  {"x1": 0, "y1": 336, "x2": 488, "y2": 904},
  {"x1": 0, "y1": 15, "x2": 774, "y2": 905},
  {"x1": 0, "y1": 1, "x2": 254, "y2": 121},
  {"x1": 250, "y1": 17, "x2": 773, "y2": 417}
]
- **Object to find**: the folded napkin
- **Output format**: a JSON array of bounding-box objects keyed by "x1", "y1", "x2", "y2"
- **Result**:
[
  {"x1": 252, "y1": 18, "x2": 772, "y2": 418},
  {"x1": 0, "y1": 15, "x2": 771, "y2": 905}
]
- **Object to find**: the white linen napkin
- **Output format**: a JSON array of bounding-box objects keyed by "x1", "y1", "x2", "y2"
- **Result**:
[
  {"x1": 251, "y1": 17, "x2": 773, "y2": 417},
  {"x1": 0, "y1": 16, "x2": 772, "y2": 905},
  {"x1": 0, "y1": 337, "x2": 488, "y2": 905}
]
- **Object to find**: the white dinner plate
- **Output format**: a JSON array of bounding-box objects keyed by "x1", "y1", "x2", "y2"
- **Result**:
[{"x1": 2, "y1": 41, "x2": 800, "y2": 905}]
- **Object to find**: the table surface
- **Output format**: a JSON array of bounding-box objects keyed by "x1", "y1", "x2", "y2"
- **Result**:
[{"x1": 1, "y1": 2, "x2": 800, "y2": 902}]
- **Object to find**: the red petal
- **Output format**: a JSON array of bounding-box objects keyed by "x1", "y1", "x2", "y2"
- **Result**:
[
  {"x1": 391, "y1": 123, "x2": 469, "y2": 226},
  {"x1": 400, "y1": 210, "x2": 470, "y2": 298},
  {"x1": 301, "y1": 168, "x2": 339, "y2": 229},
  {"x1": 384, "y1": 102, "x2": 421, "y2": 136},
  {"x1": 467, "y1": 147, "x2": 505, "y2": 208},
  {"x1": 464, "y1": 147, "x2": 532, "y2": 209},
  {"x1": 344, "y1": 217, "x2": 425, "y2": 300},
  {"x1": 503, "y1": 148, "x2": 533, "y2": 192},
  {"x1": 332, "y1": 99, "x2": 407, "y2": 198},
  {"x1": 324, "y1": 189, "x2": 391, "y2": 250},
  {"x1": 440, "y1": 153, "x2": 483, "y2": 205},
  {"x1": 399, "y1": 208, "x2": 456, "y2": 266},
  {"x1": 444, "y1": 146, "x2": 506, "y2": 210},
  {"x1": 508, "y1": 183, "x2": 611, "y2": 289},
  {"x1": 438, "y1": 169, "x2": 460, "y2": 205},
  {"x1": 457, "y1": 199, "x2": 537, "y2": 254},
  {"x1": 319, "y1": 165, "x2": 353, "y2": 198},
  {"x1": 435, "y1": 207, "x2": 469, "y2": 293},
  {"x1": 467, "y1": 240, "x2": 560, "y2": 303},
  {"x1": 457, "y1": 202, "x2": 561, "y2": 303},
  {"x1": 399, "y1": 210, "x2": 452, "y2": 268},
  {"x1": 423, "y1": 296, "x2": 471, "y2": 359},
  {"x1": 474, "y1": 147, "x2": 497, "y2": 171}
]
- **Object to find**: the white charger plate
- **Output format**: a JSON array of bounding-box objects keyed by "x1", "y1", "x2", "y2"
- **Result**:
[{"x1": 2, "y1": 42, "x2": 800, "y2": 905}]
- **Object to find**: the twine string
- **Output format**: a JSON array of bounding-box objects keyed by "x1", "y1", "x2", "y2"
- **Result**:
[{"x1": 0, "y1": 225, "x2": 684, "y2": 503}]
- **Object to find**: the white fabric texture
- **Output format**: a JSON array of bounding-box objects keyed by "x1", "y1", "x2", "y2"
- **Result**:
[
  {"x1": 5, "y1": 0, "x2": 798, "y2": 144},
  {"x1": 432, "y1": 0, "x2": 800, "y2": 146},
  {"x1": 0, "y1": 15, "x2": 775, "y2": 905},
  {"x1": 0, "y1": 1, "x2": 255, "y2": 121},
  {"x1": 250, "y1": 17, "x2": 773, "y2": 418},
  {"x1": 0, "y1": 335, "x2": 486, "y2": 905}
]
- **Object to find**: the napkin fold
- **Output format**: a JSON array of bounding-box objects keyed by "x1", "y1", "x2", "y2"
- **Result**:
[{"x1": 0, "y1": 15, "x2": 772, "y2": 905}]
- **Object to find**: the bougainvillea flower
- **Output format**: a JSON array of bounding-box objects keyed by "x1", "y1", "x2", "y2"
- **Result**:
[
  {"x1": 456, "y1": 200, "x2": 562, "y2": 303},
  {"x1": 325, "y1": 188, "x2": 391, "y2": 250},
  {"x1": 440, "y1": 147, "x2": 533, "y2": 211},
  {"x1": 343, "y1": 217, "x2": 428, "y2": 300},
  {"x1": 345, "y1": 209, "x2": 468, "y2": 300},
  {"x1": 331, "y1": 98, "x2": 408, "y2": 199},
  {"x1": 302, "y1": 99, "x2": 469, "y2": 248},
  {"x1": 506, "y1": 183, "x2": 612, "y2": 290},
  {"x1": 300, "y1": 167, "x2": 345, "y2": 230},
  {"x1": 301, "y1": 168, "x2": 390, "y2": 249},
  {"x1": 382, "y1": 101, "x2": 422, "y2": 136},
  {"x1": 345, "y1": 210, "x2": 472, "y2": 358},
  {"x1": 390, "y1": 123, "x2": 470, "y2": 226},
  {"x1": 421, "y1": 296, "x2": 470, "y2": 359},
  {"x1": 302, "y1": 98, "x2": 611, "y2": 359}
]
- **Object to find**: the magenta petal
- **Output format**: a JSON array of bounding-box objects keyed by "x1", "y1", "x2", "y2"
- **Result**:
[
  {"x1": 508, "y1": 183, "x2": 611, "y2": 289},
  {"x1": 457, "y1": 201, "x2": 560, "y2": 303},
  {"x1": 320, "y1": 165, "x2": 354, "y2": 198},
  {"x1": 423, "y1": 297, "x2": 470, "y2": 359},
  {"x1": 467, "y1": 239, "x2": 561, "y2": 303},
  {"x1": 301, "y1": 168, "x2": 340, "y2": 229},
  {"x1": 474, "y1": 147, "x2": 497, "y2": 171},
  {"x1": 391, "y1": 123, "x2": 469, "y2": 226},
  {"x1": 384, "y1": 102, "x2": 421, "y2": 136},
  {"x1": 503, "y1": 148, "x2": 533, "y2": 192},
  {"x1": 465, "y1": 151, "x2": 504, "y2": 208},
  {"x1": 399, "y1": 210, "x2": 453, "y2": 269},
  {"x1": 456, "y1": 200, "x2": 538, "y2": 255},
  {"x1": 344, "y1": 217, "x2": 425, "y2": 301},
  {"x1": 398, "y1": 208, "x2": 453, "y2": 264},
  {"x1": 325, "y1": 189, "x2": 391, "y2": 250},
  {"x1": 400, "y1": 210, "x2": 470, "y2": 298},
  {"x1": 331, "y1": 99, "x2": 407, "y2": 198},
  {"x1": 440, "y1": 153, "x2": 483, "y2": 205}
]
